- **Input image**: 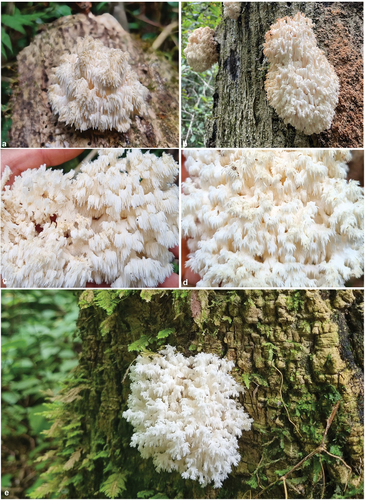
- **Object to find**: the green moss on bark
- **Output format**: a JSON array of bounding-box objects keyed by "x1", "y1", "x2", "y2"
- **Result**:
[{"x1": 32, "y1": 290, "x2": 363, "y2": 499}]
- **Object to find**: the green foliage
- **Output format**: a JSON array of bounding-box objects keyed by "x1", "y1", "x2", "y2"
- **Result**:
[
  {"x1": 1, "y1": 290, "x2": 79, "y2": 497},
  {"x1": 1, "y1": 3, "x2": 72, "y2": 60},
  {"x1": 156, "y1": 328, "x2": 175, "y2": 339},
  {"x1": 78, "y1": 290, "x2": 134, "y2": 314},
  {"x1": 128, "y1": 334, "x2": 152, "y2": 353},
  {"x1": 137, "y1": 490, "x2": 155, "y2": 498},
  {"x1": 93, "y1": 290, "x2": 128, "y2": 315},
  {"x1": 100, "y1": 472, "x2": 128, "y2": 498},
  {"x1": 128, "y1": 328, "x2": 175, "y2": 353},
  {"x1": 181, "y1": 2, "x2": 221, "y2": 146},
  {"x1": 332, "y1": 481, "x2": 364, "y2": 499},
  {"x1": 241, "y1": 372, "x2": 251, "y2": 389}
]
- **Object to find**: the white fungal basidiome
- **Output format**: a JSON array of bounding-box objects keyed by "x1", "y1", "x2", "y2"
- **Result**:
[
  {"x1": 48, "y1": 36, "x2": 149, "y2": 133},
  {"x1": 182, "y1": 149, "x2": 364, "y2": 287},
  {"x1": 123, "y1": 345, "x2": 253, "y2": 488},
  {"x1": 223, "y1": 2, "x2": 242, "y2": 20},
  {"x1": 184, "y1": 27, "x2": 219, "y2": 73},
  {"x1": 263, "y1": 12, "x2": 340, "y2": 135},
  {"x1": 1, "y1": 149, "x2": 179, "y2": 288}
]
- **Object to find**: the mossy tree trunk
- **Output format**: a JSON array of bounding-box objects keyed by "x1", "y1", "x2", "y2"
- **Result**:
[
  {"x1": 35, "y1": 290, "x2": 363, "y2": 499},
  {"x1": 206, "y1": 2, "x2": 363, "y2": 148}
]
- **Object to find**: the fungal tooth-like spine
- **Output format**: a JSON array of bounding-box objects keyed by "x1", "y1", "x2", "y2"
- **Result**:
[
  {"x1": 123, "y1": 345, "x2": 253, "y2": 488},
  {"x1": 1, "y1": 149, "x2": 179, "y2": 288},
  {"x1": 184, "y1": 27, "x2": 218, "y2": 73},
  {"x1": 263, "y1": 12, "x2": 340, "y2": 135},
  {"x1": 224, "y1": 2, "x2": 241, "y2": 20},
  {"x1": 182, "y1": 149, "x2": 364, "y2": 288},
  {"x1": 48, "y1": 36, "x2": 149, "y2": 133}
]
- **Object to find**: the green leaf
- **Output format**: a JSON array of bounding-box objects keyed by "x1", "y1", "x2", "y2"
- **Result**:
[
  {"x1": 1, "y1": 338, "x2": 27, "y2": 352},
  {"x1": 1, "y1": 14, "x2": 34, "y2": 34},
  {"x1": 53, "y1": 4, "x2": 72, "y2": 17},
  {"x1": 140, "y1": 290, "x2": 160, "y2": 302},
  {"x1": 156, "y1": 328, "x2": 175, "y2": 339},
  {"x1": 242, "y1": 373, "x2": 250, "y2": 389},
  {"x1": 1, "y1": 27, "x2": 12, "y2": 51},
  {"x1": 329, "y1": 445, "x2": 342, "y2": 456},
  {"x1": 27, "y1": 404, "x2": 51, "y2": 434},
  {"x1": 100, "y1": 473, "x2": 128, "y2": 499},
  {"x1": 128, "y1": 335, "x2": 152, "y2": 352},
  {"x1": 1, "y1": 473, "x2": 12, "y2": 488},
  {"x1": 2, "y1": 391, "x2": 20, "y2": 404},
  {"x1": 246, "y1": 475, "x2": 258, "y2": 489},
  {"x1": 137, "y1": 491, "x2": 155, "y2": 499},
  {"x1": 275, "y1": 467, "x2": 293, "y2": 476},
  {"x1": 63, "y1": 449, "x2": 82, "y2": 470}
]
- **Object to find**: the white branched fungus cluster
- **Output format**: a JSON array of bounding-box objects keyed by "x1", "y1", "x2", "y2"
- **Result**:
[
  {"x1": 123, "y1": 345, "x2": 253, "y2": 488},
  {"x1": 182, "y1": 150, "x2": 364, "y2": 287},
  {"x1": 48, "y1": 36, "x2": 149, "y2": 133},
  {"x1": 1, "y1": 149, "x2": 178, "y2": 288},
  {"x1": 263, "y1": 12, "x2": 340, "y2": 135},
  {"x1": 184, "y1": 27, "x2": 218, "y2": 73},
  {"x1": 223, "y1": 2, "x2": 242, "y2": 20}
]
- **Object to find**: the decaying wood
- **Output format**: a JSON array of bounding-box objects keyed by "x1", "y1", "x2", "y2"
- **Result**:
[{"x1": 10, "y1": 13, "x2": 179, "y2": 148}]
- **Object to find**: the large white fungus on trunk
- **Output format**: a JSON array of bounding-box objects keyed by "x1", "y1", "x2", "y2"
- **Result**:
[
  {"x1": 1, "y1": 149, "x2": 179, "y2": 288},
  {"x1": 123, "y1": 345, "x2": 253, "y2": 488},
  {"x1": 223, "y1": 2, "x2": 242, "y2": 20},
  {"x1": 48, "y1": 36, "x2": 149, "y2": 133},
  {"x1": 263, "y1": 12, "x2": 340, "y2": 135},
  {"x1": 182, "y1": 150, "x2": 364, "y2": 287},
  {"x1": 184, "y1": 27, "x2": 218, "y2": 73}
]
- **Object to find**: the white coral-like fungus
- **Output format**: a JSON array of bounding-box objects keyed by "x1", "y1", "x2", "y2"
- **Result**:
[
  {"x1": 223, "y1": 2, "x2": 241, "y2": 20},
  {"x1": 1, "y1": 149, "x2": 178, "y2": 288},
  {"x1": 48, "y1": 36, "x2": 149, "y2": 133},
  {"x1": 123, "y1": 345, "x2": 253, "y2": 488},
  {"x1": 184, "y1": 27, "x2": 218, "y2": 73},
  {"x1": 182, "y1": 150, "x2": 364, "y2": 287},
  {"x1": 263, "y1": 12, "x2": 340, "y2": 135}
]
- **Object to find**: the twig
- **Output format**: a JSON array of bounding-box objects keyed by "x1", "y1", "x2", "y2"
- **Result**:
[
  {"x1": 320, "y1": 456, "x2": 326, "y2": 499},
  {"x1": 257, "y1": 399, "x2": 352, "y2": 498},
  {"x1": 273, "y1": 365, "x2": 303, "y2": 438},
  {"x1": 74, "y1": 150, "x2": 98, "y2": 174},
  {"x1": 122, "y1": 357, "x2": 137, "y2": 384},
  {"x1": 152, "y1": 21, "x2": 179, "y2": 50}
]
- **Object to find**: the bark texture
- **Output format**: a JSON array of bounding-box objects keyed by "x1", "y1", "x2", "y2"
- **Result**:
[
  {"x1": 34, "y1": 290, "x2": 363, "y2": 499},
  {"x1": 9, "y1": 13, "x2": 178, "y2": 148},
  {"x1": 206, "y1": 2, "x2": 363, "y2": 148}
]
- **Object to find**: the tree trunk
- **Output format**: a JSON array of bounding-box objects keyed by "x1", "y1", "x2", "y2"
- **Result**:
[
  {"x1": 33, "y1": 289, "x2": 363, "y2": 499},
  {"x1": 9, "y1": 13, "x2": 179, "y2": 148},
  {"x1": 206, "y1": 2, "x2": 363, "y2": 148}
]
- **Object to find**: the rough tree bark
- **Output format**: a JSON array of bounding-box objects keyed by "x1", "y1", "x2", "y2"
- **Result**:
[
  {"x1": 206, "y1": 2, "x2": 363, "y2": 148},
  {"x1": 34, "y1": 289, "x2": 363, "y2": 499},
  {"x1": 9, "y1": 13, "x2": 179, "y2": 148}
]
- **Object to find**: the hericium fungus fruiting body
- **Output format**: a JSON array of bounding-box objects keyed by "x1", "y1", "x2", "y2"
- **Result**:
[
  {"x1": 182, "y1": 150, "x2": 364, "y2": 287},
  {"x1": 1, "y1": 149, "x2": 178, "y2": 288},
  {"x1": 48, "y1": 36, "x2": 149, "y2": 133},
  {"x1": 263, "y1": 12, "x2": 340, "y2": 135},
  {"x1": 223, "y1": 2, "x2": 241, "y2": 20},
  {"x1": 123, "y1": 345, "x2": 253, "y2": 488},
  {"x1": 184, "y1": 27, "x2": 218, "y2": 73}
]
